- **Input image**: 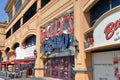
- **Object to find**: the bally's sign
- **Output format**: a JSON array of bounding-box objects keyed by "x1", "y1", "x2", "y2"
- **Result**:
[
  {"x1": 94, "y1": 10, "x2": 120, "y2": 46},
  {"x1": 40, "y1": 13, "x2": 74, "y2": 52}
]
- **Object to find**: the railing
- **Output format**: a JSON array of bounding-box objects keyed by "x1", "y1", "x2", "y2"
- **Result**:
[
  {"x1": 0, "y1": 71, "x2": 7, "y2": 79},
  {"x1": 0, "y1": 69, "x2": 35, "y2": 79},
  {"x1": 0, "y1": 71, "x2": 22, "y2": 79}
]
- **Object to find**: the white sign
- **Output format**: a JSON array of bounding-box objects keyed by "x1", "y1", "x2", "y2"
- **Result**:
[
  {"x1": 15, "y1": 47, "x2": 25, "y2": 59},
  {"x1": 24, "y1": 46, "x2": 36, "y2": 58},
  {"x1": 15, "y1": 46, "x2": 36, "y2": 59},
  {"x1": 94, "y1": 10, "x2": 120, "y2": 46}
]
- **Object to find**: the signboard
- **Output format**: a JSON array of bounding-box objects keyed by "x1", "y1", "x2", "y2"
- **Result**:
[
  {"x1": 15, "y1": 46, "x2": 35, "y2": 59},
  {"x1": 15, "y1": 47, "x2": 25, "y2": 59},
  {"x1": 94, "y1": 10, "x2": 120, "y2": 46},
  {"x1": 40, "y1": 13, "x2": 74, "y2": 52},
  {"x1": 24, "y1": 46, "x2": 36, "y2": 58}
]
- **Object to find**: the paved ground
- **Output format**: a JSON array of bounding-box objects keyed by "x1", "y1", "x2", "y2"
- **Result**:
[
  {"x1": 0, "y1": 78, "x2": 4, "y2": 80},
  {"x1": 10, "y1": 78, "x2": 44, "y2": 80},
  {"x1": 0, "y1": 78, "x2": 45, "y2": 80},
  {"x1": 0, "y1": 77, "x2": 61, "y2": 80}
]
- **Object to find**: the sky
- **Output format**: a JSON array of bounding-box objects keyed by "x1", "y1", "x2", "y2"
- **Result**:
[{"x1": 0, "y1": 0, "x2": 8, "y2": 22}]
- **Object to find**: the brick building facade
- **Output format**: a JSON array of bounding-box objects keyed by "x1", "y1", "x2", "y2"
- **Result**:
[{"x1": 0, "y1": 0, "x2": 120, "y2": 80}]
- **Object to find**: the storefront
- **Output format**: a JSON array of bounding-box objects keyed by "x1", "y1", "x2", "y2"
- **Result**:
[
  {"x1": 14, "y1": 35, "x2": 36, "y2": 77},
  {"x1": 40, "y1": 10, "x2": 75, "y2": 80},
  {"x1": 92, "y1": 8, "x2": 120, "y2": 80},
  {"x1": 0, "y1": 35, "x2": 37, "y2": 78}
]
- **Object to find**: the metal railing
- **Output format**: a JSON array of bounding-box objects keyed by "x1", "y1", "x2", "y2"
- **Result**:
[{"x1": 0, "y1": 71, "x2": 23, "y2": 79}]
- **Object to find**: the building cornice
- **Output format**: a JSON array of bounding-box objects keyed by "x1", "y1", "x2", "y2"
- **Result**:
[
  {"x1": 4, "y1": 0, "x2": 16, "y2": 13},
  {"x1": 0, "y1": 22, "x2": 7, "y2": 28},
  {"x1": 73, "y1": 67, "x2": 92, "y2": 72},
  {"x1": 6, "y1": 0, "x2": 30, "y2": 29}
]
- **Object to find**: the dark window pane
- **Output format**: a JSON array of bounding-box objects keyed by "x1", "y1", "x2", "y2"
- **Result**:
[
  {"x1": 41, "y1": 0, "x2": 51, "y2": 8},
  {"x1": 112, "y1": 0, "x2": 120, "y2": 8},
  {"x1": 23, "y1": 1, "x2": 37, "y2": 24},
  {"x1": 13, "y1": 19, "x2": 20, "y2": 33},
  {"x1": 13, "y1": 43, "x2": 20, "y2": 50},
  {"x1": 6, "y1": 29, "x2": 11, "y2": 39},
  {"x1": 24, "y1": 35, "x2": 36, "y2": 48},
  {"x1": 90, "y1": 0, "x2": 110, "y2": 26}
]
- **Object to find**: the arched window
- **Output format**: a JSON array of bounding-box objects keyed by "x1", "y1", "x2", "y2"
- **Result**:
[
  {"x1": 12, "y1": 42, "x2": 20, "y2": 50},
  {"x1": 5, "y1": 47, "x2": 10, "y2": 60},
  {"x1": 90, "y1": 0, "x2": 120, "y2": 26},
  {"x1": 0, "y1": 50, "x2": 2, "y2": 62},
  {"x1": 24, "y1": 35, "x2": 36, "y2": 48},
  {"x1": 5, "y1": 47, "x2": 10, "y2": 54}
]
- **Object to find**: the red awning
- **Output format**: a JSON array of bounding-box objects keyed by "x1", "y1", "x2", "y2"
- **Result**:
[
  {"x1": 0, "y1": 61, "x2": 29, "y2": 65},
  {"x1": 8, "y1": 61, "x2": 29, "y2": 65},
  {"x1": 0, "y1": 62, "x2": 7, "y2": 65}
]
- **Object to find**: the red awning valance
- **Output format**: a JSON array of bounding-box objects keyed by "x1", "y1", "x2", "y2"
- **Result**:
[
  {"x1": 0, "y1": 62, "x2": 7, "y2": 65},
  {"x1": 8, "y1": 61, "x2": 29, "y2": 65},
  {"x1": 0, "y1": 61, "x2": 29, "y2": 65}
]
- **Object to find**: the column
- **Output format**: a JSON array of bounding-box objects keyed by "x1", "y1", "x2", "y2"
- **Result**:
[{"x1": 74, "y1": 0, "x2": 92, "y2": 80}]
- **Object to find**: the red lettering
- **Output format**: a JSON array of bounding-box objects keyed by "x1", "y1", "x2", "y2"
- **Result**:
[
  {"x1": 104, "y1": 22, "x2": 115, "y2": 40},
  {"x1": 59, "y1": 17, "x2": 64, "y2": 34},
  {"x1": 67, "y1": 14, "x2": 74, "y2": 34},
  {"x1": 104, "y1": 18, "x2": 120, "y2": 40},
  {"x1": 45, "y1": 27, "x2": 48, "y2": 38},
  {"x1": 40, "y1": 13, "x2": 74, "y2": 43},
  {"x1": 115, "y1": 19, "x2": 120, "y2": 30},
  {"x1": 43, "y1": 31, "x2": 46, "y2": 42},
  {"x1": 54, "y1": 19, "x2": 59, "y2": 35},
  {"x1": 50, "y1": 22, "x2": 54, "y2": 37}
]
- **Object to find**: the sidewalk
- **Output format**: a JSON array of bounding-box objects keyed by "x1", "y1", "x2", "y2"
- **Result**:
[
  {"x1": 10, "y1": 78, "x2": 57, "y2": 80},
  {"x1": 0, "y1": 78, "x2": 43, "y2": 80},
  {"x1": 0, "y1": 78, "x2": 4, "y2": 80},
  {"x1": 9, "y1": 77, "x2": 61, "y2": 80},
  {"x1": 10, "y1": 78, "x2": 43, "y2": 80}
]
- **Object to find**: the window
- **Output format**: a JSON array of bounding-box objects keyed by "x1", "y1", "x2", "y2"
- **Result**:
[
  {"x1": 0, "y1": 51, "x2": 2, "y2": 62},
  {"x1": 15, "y1": 0, "x2": 22, "y2": 12},
  {"x1": 6, "y1": 29, "x2": 11, "y2": 39},
  {"x1": 24, "y1": 35, "x2": 36, "y2": 48},
  {"x1": 23, "y1": 1, "x2": 37, "y2": 24},
  {"x1": 8, "y1": 10, "x2": 12, "y2": 21},
  {"x1": 112, "y1": 0, "x2": 120, "y2": 8},
  {"x1": 90, "y1": 0, "x2": 120, "y2": 26},
  {"x1": 41, "y1": 0, "x2": 51, "y2": 8},
  {"x1": 13, "y1": 43, "x2": 20, "y2": 50},
  {"x1": 13, "y1": 19, "x2": 20, "y2": 33},
  {"x1": 44, "y1": 56, "x2": 75, "y2": 80}
]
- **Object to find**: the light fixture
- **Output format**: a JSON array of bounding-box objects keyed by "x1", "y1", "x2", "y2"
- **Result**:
[{"x1": 73, "y1": 37, "x2": 79, "y2": 54}]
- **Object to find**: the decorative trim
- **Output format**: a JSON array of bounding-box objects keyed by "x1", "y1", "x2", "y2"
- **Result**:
[
  {"x1": 73, "y1": 67, "x2": 92, "y2": 72},
  {"x1": 40, "y1": 0, "x2": 73, "y2": 27},
  {"x1": 5, "y1": 0, "x2": 16, "y2": 12},
  {"x1": 34, "y1": 66, "x2": 44, "y2": 70},
  {"x1": 41, "y1": 0, "x2": 59, "y2": 14},
  {"x1": 85, "y1": 39, "x2": 120, "y2": 53},
  {"x1": 83, "y1": 0, "x2": 99, "y2": 13}
]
